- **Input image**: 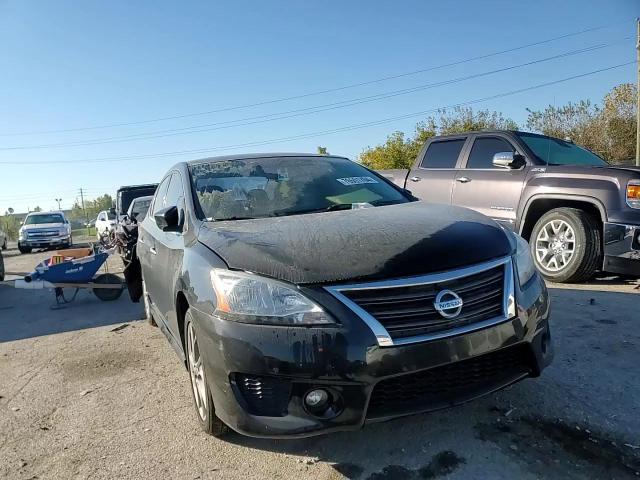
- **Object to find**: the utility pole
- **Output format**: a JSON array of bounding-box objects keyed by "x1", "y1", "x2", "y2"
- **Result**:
[
  {"x1": 636, "y1": 18, "x2": 640, "y2": 166},
  {"x1": 79, "y1": 188, "x2": 88, "y2": 223},
  {"x1": 55, "y1": 198, "x2": 62, "y2": 210}
]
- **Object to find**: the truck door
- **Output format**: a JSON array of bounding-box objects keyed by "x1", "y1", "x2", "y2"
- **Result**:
[
  {"x1": 407, "y1": 136, "x2": 468, "y2": 204},
  {"x1": 451, "y1": 135, "x2": 528, "y2": 230}
]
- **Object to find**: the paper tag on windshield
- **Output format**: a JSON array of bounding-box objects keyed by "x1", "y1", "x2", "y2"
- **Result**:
[{"x1": 336, "y1": 176, "x2": 379, "y2": 186}]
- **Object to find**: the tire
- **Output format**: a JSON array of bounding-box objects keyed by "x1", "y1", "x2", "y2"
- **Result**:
[
  {"x1": 142, "y1": 279, "x2": 156, "y2": 326},
  {"x1": 0, "y1": 253, "x2": 5, "y2": 282},
  {"x1": 92, "y1": 273, "x2": 124, "y2": 301},
  {"x1": 1, "y1": 239, "x2": 6, "y2": 250},
  {"x1": 184, "y1": 309, "x2": 229, "y2": 438},
  {"x1": 18, "y1": 245, "x2": 32, "y2": 254},
  {"x1": 530, "y1": 208, "x2": 600, "y2": 283}
]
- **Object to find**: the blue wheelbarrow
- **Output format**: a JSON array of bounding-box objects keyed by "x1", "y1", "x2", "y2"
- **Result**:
[{"x1": 14, "y1": 247, "x2": 124, "y2": 305}]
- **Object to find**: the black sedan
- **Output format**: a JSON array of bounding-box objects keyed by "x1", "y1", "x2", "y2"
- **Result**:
[{"x1": 136, "y1": 153, "x2": 552, "y2": 438}]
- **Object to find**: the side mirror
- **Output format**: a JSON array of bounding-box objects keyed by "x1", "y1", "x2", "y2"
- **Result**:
[
  {"x1": 154, "y1": 206, "x2": 180, "y2": 232},
  {"x1": 492, "y1": 152, "x2": 525, "y2": 169}
]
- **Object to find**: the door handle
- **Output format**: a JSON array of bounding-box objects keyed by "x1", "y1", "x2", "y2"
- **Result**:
[
  {"x1": 456, "y1": 177, "x2": 472, "y2": 183},
  {"x1": 150, "y1": 247, "x2": 157, "y2": 255},
  {"x1": 410, "y1": 176, "x2": 421, "y2": 182}
]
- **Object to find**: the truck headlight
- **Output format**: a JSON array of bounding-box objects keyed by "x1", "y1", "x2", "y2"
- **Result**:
[
  {"x1": 210, "y1": 269, "x2": 335, "y2": 325},
  {"x1": 513, "y1": 233, "x2": 536, "y2": 286},
  {"x1": 626, "y1": 180, "x2": 640, "y2": 209},
  {"x1": 18, "y1": 229, "x2": 25, "y2": 240}
]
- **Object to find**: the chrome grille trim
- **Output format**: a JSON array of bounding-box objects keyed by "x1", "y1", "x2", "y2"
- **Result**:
[{"x1": 325, "y1": 256, "x2": 516, "y2": 347}]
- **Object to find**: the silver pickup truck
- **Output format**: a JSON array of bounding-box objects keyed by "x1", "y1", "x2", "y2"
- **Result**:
[
  {"x1": 379, "y1": 130, "x2": 640, "y2": 283},
  {"x1": 18, "y1": 211, "x2": 73, "y2": 254}
]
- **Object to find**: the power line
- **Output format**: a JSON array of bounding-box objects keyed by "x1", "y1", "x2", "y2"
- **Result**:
[
  {"x1": 0, "y1": 61, "x2": 632, "y2": 166},
  {"x1": 0, "y1": 22, "x2": 624, "y2": 137},
  {"x1": 0, "y1": 40, "x2": 630, "y2": 151}
]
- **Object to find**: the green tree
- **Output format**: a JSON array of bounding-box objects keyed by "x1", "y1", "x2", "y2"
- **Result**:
[
  {"x1": 359, "y1": 107, "x2": 516, "y2": 169},
  {"x1": 316, "y1": 146, "x2": 329, "y2": 155},
  {"x1": 526, "y1": 83, "x2": 637, "y2": 164},
  {"x1": 0, "y1": 214, "x2": 21, "y2": 241},
  {"x1": 69, "y1": 194, "x2": 114, "y2": 222}
]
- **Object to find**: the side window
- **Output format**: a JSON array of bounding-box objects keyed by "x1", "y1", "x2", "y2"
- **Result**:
[
  {"x1": 164, "y1": 172, "x2": 184, "y2": 207},
  {"x1": 466, "y1": 137, "x2": 515, "y2": 169},
  {"x1": 420, "y1": 139, "x2": 466, "y2": 168},
  {"x1": 151, "y1": 175, "x2": 172, "y2": 216}
]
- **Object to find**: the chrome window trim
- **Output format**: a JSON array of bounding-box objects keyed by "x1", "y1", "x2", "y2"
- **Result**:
[{"x1": 325, "y1": 256, "x2": 516, "y2": 347}]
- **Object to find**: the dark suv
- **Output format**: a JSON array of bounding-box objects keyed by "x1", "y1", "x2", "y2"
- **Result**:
[
  {"x1": 380, "y1": 131, "x2": 640, "y2": 282},
  {"x1": 136, "y1": 153, "x2": 552, "y2": 438}
]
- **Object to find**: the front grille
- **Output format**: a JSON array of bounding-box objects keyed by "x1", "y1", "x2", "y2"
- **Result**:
[
  {"x1": 26, "y1": 229, "x2": 59, "y2": 238},
  {"x1": 367, "y1": 345, "x2": 532, "y2": 419},
  {"x1": 233, "y1": 374, "x2": 291, "y2": 417},
  {"x1": 341, "y1": 264, "x2": 506, "y2": 340}
]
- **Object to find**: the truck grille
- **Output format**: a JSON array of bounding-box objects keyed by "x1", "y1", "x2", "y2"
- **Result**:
[
  {"x1": 26, "y1": 229, "x2": 59, "y2": 238},
  {"x1": 338, "y1": 263, "x2": 507, "y2": 341},
  {"x1": 366, "y1": 344, "x2": 532, "y2": 419}
]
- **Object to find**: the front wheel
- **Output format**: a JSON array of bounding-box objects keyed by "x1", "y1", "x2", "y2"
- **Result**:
[
  {"x1": 530, "y1": 208, "x2": 600, "y2": 283},
  {"x1": 184, "y1": 309, "x2": 230, "y2": 438},
  {"x1": 18, "y1": 245, "x2": 32, "y2": 254}
]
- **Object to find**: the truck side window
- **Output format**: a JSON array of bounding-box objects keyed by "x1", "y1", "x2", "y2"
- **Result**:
[
  {"x1": 420, "y1": 139, "x2": 465, "y2": 169},
  {"x1": 466, "y1": 137, "x2": 515, "y2": 169}
]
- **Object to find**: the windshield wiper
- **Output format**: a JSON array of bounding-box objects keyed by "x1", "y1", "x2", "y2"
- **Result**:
[
  {"x1": 212, "y1": 215, "x2": 259, "y2": 221},
  {"x1": 274, "y1": 203, "x2": 358, "y2": 217}
]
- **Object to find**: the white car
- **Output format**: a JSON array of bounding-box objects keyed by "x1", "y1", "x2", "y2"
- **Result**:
[{"x1": 95, "y1": 210, "x2": 117, "y2": 238}]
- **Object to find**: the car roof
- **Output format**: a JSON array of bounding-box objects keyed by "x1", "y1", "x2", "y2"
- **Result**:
[
  {"x1": 132, "y1": 195, "x2": 153, "y2": 202},
  {"x1": 26, "y1": 211, "x2": 64, "y2": 216},
  {"x1": 184, "y1": 152, "x2": 349, "y2": 166}
]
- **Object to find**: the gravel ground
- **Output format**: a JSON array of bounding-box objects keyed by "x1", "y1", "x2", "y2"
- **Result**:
[{"x1": 1, "y1": 243, "x2": 639, "y2": 479}]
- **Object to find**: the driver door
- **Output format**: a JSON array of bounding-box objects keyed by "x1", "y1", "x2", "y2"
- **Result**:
[{"x1": 451, "y1": 134, "x2": 529, "y2": 230}]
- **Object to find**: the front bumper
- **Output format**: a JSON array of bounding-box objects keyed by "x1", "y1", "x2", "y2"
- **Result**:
[
  {"x1": 19, "y1": 235, "x2": 71, "y2": 248},
  {"x1": 603, "y1": 222, "x2": 640, "y2": 277},
  {"x1": 191, "y1": 269, "x2": 552, "y2": 438}
]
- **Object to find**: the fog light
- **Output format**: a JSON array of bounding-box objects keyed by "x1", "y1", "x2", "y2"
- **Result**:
[{"x1": 304, "y1": 389, "x2": 329, "y2": 409}]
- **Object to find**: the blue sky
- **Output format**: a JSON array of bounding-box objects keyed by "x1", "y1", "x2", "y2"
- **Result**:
[{"x1": 0, "y1": 0, "x2": 637, "y2": 213}]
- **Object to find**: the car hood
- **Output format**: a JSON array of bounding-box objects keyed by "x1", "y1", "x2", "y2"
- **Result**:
[{"x1": 198, "y1": 202, "x2": 512, "y2": 285}]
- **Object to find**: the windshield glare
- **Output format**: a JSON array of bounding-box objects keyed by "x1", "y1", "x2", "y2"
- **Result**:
[
  {"x1": 25, "y1": 214, "x2": 64, "y2": 225},
  {"x1": 189, "y1": 156, "x2": 408, "y2": 221},
  {"x1": 517, "y1": 132, "x2": 607, "y2": 166}
]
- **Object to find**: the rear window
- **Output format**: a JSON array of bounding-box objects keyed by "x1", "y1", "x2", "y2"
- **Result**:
[{"x1": 420, "y1": 139, "x2": 466, "y2": 168}]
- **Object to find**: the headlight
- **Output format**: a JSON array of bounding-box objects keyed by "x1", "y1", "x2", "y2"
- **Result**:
[
  {"x1": 210, "y1": 269, "x2": 335, "y2": 325},
  {"x1": 513, "y1": 233, "x2": 536, "y2": 286},
  {"x1": 627, "y1": 180, "x2": 640, "y2": 209},
  {"x1": 18, "y1": 229, "x2": 25, "y2": 240}
]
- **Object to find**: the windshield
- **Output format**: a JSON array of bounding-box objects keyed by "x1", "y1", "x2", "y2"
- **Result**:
[
  {"x1": 189, "y1": 156, "x2": 409, "y2": 221},
  {"x1": 107, "y1": 211, "x2": 116, "y2": 220},
  {"x1": 516, "y1": 132, "x2": 607, "y2": 166},
  {"x1": 24, "y1": 214, "x2": 64, "y2": 225},
  {"x1": 129, "y1": 198, "x2": 151, "y2": 220}
]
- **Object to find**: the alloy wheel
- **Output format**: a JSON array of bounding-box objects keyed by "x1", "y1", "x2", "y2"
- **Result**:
[
  {"x1": 187, "y1": 322, "x2": 208, "y2": 421},
  {"x1": 535, "y1": 219, "x2": 576, "y2": 272}
]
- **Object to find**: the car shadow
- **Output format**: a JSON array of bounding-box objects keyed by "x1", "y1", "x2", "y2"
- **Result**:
[{"x1": 0, "y1": 282, "x2": 144, "y2": 342}]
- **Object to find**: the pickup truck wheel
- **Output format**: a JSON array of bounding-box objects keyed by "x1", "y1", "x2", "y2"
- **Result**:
[
  {"x1": 184, "y1": 309, "x2": 230, "y2": 438},
  {"x1": 18, "y1": 245, "x2": 32, "y2": 254},
  {"x1": 530, "y1": 208, "x2": 600, "y2": 283},
  {"x1": 0, "y1": 253, "x2": 5, "y2": 281}
]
